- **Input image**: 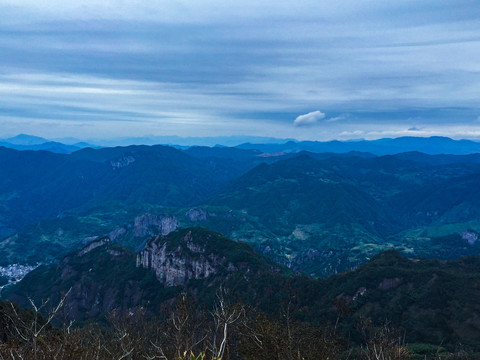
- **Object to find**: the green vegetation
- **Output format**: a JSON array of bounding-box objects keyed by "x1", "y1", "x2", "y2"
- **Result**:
[
  {"x1": 5, "y1": 228, "x2": 480, "y2": 354},
  {"x1": 4, "y1": 146, "x2": 480, "y2": 277},
  {"x1": 0, "y1": 287, "x2": 474, "y2": 359},
  {"x1": 4, "y1": 145, "x2": 480, "y2": 356}
]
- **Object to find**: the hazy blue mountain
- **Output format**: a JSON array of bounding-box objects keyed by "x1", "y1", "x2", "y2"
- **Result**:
[
  {"x1": 3, "y1": 144, "x2": 480, "y2": 278},
  {"x1": 392, "y1": 151, "x2": 480, "y2": 165},
  {"x1": 193, "y1": 152, "x2": 480, "y2": 275},
  {"x1": 0, "y1": 145, "x2": 261, "y2": 232},
  {"x1": 0, "y1": 134, "x2": 94, "y2": 153},
  {"x1": 5, "y1": 134, "x2": 480, "y2": 155},
  {"x1": 3, "y1": 134, "x2": 49, "y2": 145},
  {"x1": 210, "y1": 154, "x2": 394, "y2": 233},
  {"x1": 91, "y1": 135, "x2": 294, "y2": 147},
  {"x1": 184, "y1": 146, "x2": 261, "y2": 160},
  {"x1": 237, "y1": 136, "x2": 480, "y2": 155}
]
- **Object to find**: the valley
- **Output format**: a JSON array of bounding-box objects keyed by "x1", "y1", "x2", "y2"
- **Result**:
[
  {"x1": 2, "y1": 142, "x2": 480, "y2": 277},
  {"x1": 3, "y1": 1, "x2": 479, "y2": 357},
  {"x1": 2, "y1": 138, "x2": 480, "y2": 357}
]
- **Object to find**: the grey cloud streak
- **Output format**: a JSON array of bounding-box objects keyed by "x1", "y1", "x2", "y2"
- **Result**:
[{"x1": 0, "y1": 0, "x2": 479, "y2": 140}]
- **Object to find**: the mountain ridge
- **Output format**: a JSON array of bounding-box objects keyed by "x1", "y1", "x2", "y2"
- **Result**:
[
  {"x1": 5, "y1": 227, "x2": 480, "y2": 351},
  {"x1": 3, "y1": 134, "x2": 480, "y2": 155},
  {"x1": 237, "y1": 136, "x2": 480, "y2": 155}
]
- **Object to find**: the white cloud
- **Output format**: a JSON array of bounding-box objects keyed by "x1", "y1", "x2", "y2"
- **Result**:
[
  {"x1": 339, "y1": 130, "x2": 364, "y2": 138},
  {"x1": 294, "y1": 110, "x2": 325, "y2": 127},
  {"x1": 326, "y1": 113, "x2": 349, "y2": 122},
  {"x1": 1, "y1": 2, "x2": 480, "y2": 140}
]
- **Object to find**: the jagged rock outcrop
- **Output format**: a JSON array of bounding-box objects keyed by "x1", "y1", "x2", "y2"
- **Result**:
[
  {"x1": 461, "y1": 231, "x2": 479, "y2": 245},
  {"x1": 108, "y1": 227, "x2": 127, "y2": 241},
  {"x1": 137, "y1": 230, "x2": 227, "y2": 286},
  {"x1": 5, "y1": 227, "x2": 281, "y2": 322},
  {"x1": 185, "y1": 208, "x2": 208, "y2": 222},
  {"x1": 104, "y1": 213, "x2": 179, "y2": 246},
  {"x1": 133, "y1": 213, "x2": 178, "y2": 237},
  {"x1": 110, "y1": 155, "x2": 135, "y2": 169},
  {"x1": 10, "y1": 236, "x2": 480, "y2": 349},
  {"x1": 137, "y1": 227, "x2": 277, "y2": 287},
  {"x1": 77, "y1": 237, "x2": 109, "y2": 257}
]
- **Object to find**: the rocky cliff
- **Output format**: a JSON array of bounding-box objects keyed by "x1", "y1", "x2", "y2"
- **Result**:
[
  {"x1": 138, "y1": 230, "x2": 223, "y2": 286},
  {"x1": 133, "y1": 213, "x2": 178, "y2": 237},
  {"x1": 103, "y1": 212, "x2": 179, "y2": 249},
  {"x1": 137, "y1": 227, "x2": 279, "y2": 287},
  {"x1": 4, "y1": 239, "x2": 160, "y2": 322},
  {"x1": 5, "y1": 227, "x2": 281, "y2": 321},
  {"x1": 7, "y1": 230, "x2": 480, "y2": 350}
]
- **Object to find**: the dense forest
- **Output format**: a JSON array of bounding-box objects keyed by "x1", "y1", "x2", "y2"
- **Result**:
[{"x1": 2, "y1": 140, "x2": 480, "y2": 359}]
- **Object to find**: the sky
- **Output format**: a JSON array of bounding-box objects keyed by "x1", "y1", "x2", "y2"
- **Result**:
[{"x1": 1, "y1": 0, "x2": 480, "y2": 141}]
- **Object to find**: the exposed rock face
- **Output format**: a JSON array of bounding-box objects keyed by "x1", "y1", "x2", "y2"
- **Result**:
[
  {"x1": 137, "y1": 230, "x2": 231, "y2": 286},
  {"x1": 133, "y1": 213, "x2": 178, "y2": 238},
  {"x1": 78, "y1": 237, "x2": 109, "y2": 257},
  {"x1": 108, "y1": 227, "x2": 127, "y2": 241},
  {"x1": 462, "y1": 231, "x2": 478, "y2": 245},
  {"x1": 6, "y1": 227, "x2": 276, "y2": 322},
  {"x1": 353, "y1": 286, "x2": 367, "y2": 301},
  {"x1": 81, "y1": 236, "x2": 99, "y2": 246},
  {"x1": 110, "y1": 155, "x2": 135, "y2": 169},
  {"x1": 185, "y1": 208, "x2": 208, "y2": 222}
]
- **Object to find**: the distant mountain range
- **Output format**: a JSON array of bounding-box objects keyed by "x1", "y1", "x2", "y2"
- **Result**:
[
  {"x1": 2, "y1": 134, "x2": 480, "y2": 155},
  {"x1": 237, "y1": 136, "x2": 480, "y2": 155},
  {"x1": 3, "y1": 139, "x2": 480, "y2": 354},
  {"x1": 2, "y1": 144, "x2": 480, "y2": 278},
  {"x1": 0, "y1": 136, "x2": 480, "y2": 352},
  {"x1": 89, "y1": 135, "x2": 294, "y2": 148},
  {"x1": 0, "y1": 134, "x2": 96, "y2": 153}
]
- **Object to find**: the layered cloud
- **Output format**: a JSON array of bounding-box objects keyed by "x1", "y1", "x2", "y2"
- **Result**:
[{"x1": 0, "y1": 1, "x2": 480, "y2": 139}]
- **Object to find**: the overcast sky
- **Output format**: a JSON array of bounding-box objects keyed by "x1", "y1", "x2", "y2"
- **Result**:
[{"x1": 1, "y1": 0, "x2": 480, "y2": 141}]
